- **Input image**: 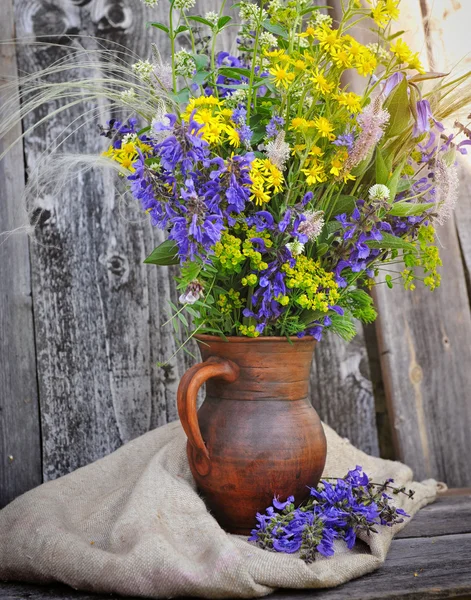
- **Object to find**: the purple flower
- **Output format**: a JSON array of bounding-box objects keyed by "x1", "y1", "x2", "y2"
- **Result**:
[
  {"x1": 266, "y1": 115, "x2": 285, "y2": 139},
  {"x1": 333, "y1": 131, "x2": 355, "y2": 151},
  {"x1": 413, "y1": 99, "x2": 433, "y2": 137}
]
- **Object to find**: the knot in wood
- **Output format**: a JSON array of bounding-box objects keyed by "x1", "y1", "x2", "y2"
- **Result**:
[
  {"x1": 107, "y1": 254, "x2": 127, "y2": 277},
  {"x1": 410, "y1": 364, "x2": 423, "y2": 384},
  {"x1": 95, "y1": 0, "x2": 133, "y2": 32},
  {"x1": 32, "y1": 4, "x2": 69, "y2": 39}
]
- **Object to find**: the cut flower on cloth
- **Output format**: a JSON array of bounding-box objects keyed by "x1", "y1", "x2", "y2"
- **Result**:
[{"x1": 0, "y1": 422, "x2": 437, "y2": 599}]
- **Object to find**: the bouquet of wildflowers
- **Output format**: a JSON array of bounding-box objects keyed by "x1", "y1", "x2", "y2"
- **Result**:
[
  {"x1": 19, "y1": 0, "x2": 470, "y2": 345},
  {"x1": 249, "y1": 465, "x2": 413, "y2": 561}
]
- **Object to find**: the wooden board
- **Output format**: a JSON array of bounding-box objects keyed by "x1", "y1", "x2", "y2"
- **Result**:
[
  {"x1": 0, "y1": 0, "x2": 42, "y2": 507},
  {"x1": 371, "y1": 0, "x2": 471, "y2": 487},
  {"x1": 0, "y1": 493, "x2": 470, "y2": 599}
]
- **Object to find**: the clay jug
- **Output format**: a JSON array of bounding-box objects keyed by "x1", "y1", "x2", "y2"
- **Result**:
[{"x1": 177, "y1": 334, "x2": 327, "y2": 534}]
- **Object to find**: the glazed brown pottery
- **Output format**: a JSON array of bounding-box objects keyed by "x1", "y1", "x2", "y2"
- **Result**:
[{"x1": 177, "y1": 334, "x2": 327, "y2": 534}]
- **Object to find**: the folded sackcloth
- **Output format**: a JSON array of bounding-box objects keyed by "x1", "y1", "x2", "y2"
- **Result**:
[{"x1": 0, "y1": 420, "x2": 437, "y2": 599}]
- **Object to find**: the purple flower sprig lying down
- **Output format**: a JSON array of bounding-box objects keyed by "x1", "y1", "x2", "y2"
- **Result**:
[{"x1": 249, "y1": 466, "x2": 413, "y2": 563}]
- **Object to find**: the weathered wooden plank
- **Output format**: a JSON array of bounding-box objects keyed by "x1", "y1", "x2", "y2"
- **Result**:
[
  {"x1": 372, "y1": 0, "x2": 471, "y2": 488},
  {"x1": 310, "y1": 331, "x2": 379, "y2": 457},
  {"x1": 11, "y1": 0, "x2": 183, "y2": 480},
  {"x1": 0, "y1": 0, "x2": 42, "y2": 507},
  {"x1": 396, "y1": 492, "x2": 471, "y2": 539}
]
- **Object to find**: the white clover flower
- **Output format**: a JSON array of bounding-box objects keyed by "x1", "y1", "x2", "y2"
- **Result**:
[
  {"x1": 174, "y1": 50, "x2": 196, "y2": 77},
  {"x1": 120, "y1": 87, "x2": 137, "y2": 104},
  {"x1": 286, "y1": 240, "x2": 305, "y2": 256},
  {"x1": 132, "y1": 60, "x2": 154, "y2": 81},
  {"x1": 312, "y1": 13, "x2": 333, "y2": 27},
  {"x1": 174, "y1": 0, "x2": 195, "y2": 10},
  {"x1": 205, "y1": 11, "x2": 219, "y2": 27},
  {"x1": 368, "y1": 184, "x2": 391, "y2": 201},
  {"x1": 141, "y1": 0, "x2": 159, "y2": 6},
  {"x1": 259, "y1": 32, "x2": 278, "y2": 48},
  {"x1": 265, "y1": 132, "x2": 290, "y2": 171},
  {"x1": 268, "y1": 0, "x2": 282, "y2": 12}
]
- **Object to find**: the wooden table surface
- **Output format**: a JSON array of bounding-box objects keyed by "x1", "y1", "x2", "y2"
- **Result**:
[{"x1": 0, "y1": 492, "x2": 470, "y2": 600}]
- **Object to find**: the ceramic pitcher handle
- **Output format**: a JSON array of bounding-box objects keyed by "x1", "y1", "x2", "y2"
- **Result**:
[{"x1": 177, "y1": 356, "x2": 239, "y2": 476}]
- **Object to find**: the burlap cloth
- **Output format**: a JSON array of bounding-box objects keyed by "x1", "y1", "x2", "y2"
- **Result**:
[{"x1": 0, "y1": 420, "x2": 438, "y2": 598}]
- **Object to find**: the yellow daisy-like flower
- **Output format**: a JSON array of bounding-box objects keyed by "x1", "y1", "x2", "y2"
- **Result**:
[
  {"x1": 292, "y1": 58, "x2": 307, "y2": 72},
  {"x1": 311, "y1": 68, "x2": 335, "y2": 95},
  {"x1": 298, "y1": 25, "x2": 316, "y2": 38},
  {"x1": 313, "y1": 116, "x2": 335, "y2": 140},
  {"x1": 356, "y1": 51, "x2": 377, "y2": 76},
  {"x1": 407, "y1": 52, "x2": 425, "y2": 74},
  {"x1": 330, "y1": 149, "x2": 348, "y2": 177},
  {"x1": 291, "y1": 143, "x2": 307, "y2": 155},
  {"x1": 269, "y1": 64, "x2": 295, "y2": 89},
  {"x1": 250, "y1": 185, "x2": 271, "y2": 206},
  {"x1": 315, "y1": 25, "x2": 343, "y2": 52},
  {"x1": 265, "y1": 50, "x2": 290, "y2": 63},
  {"x1": 201, "y1": 120, "x2": 224, "y2": 145},
  {"x1": 225, "y1": 126, "x2": 240, "y2": 148},
  {"x1": 330, "y1": 47, "x2": 353, "y2": 69},
  {"x1": 302, "y1": 161, "x2": 327, "y2": 185},
  {"x1": 290, "y1": 118, "x2": 315, "y2": 133},
  {"x1": 390, "y1": 38, "x2": 412, "y2": 63},
  {"x1": 337, "y1": 91, "x2": 362, "y2": 113},
  {"x1": 309, "y1": 145, "x2": 324, "y2": 158}
]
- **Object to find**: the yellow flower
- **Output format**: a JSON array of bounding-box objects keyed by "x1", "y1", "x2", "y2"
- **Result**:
[
  {"x1": 330, "y1": 149, "x2": 348, "y2": 177},
  {"x1": 291, "y1": 143, "x2": 307, "y2": 155},
  {"x1": 337, "y1": 91, "x2": 362, "y2": 113},
  {"x1": 356, "y1": 49, "x2": 377, "y2": 76},
  {"x1": 315, "y1": 25, "x2": 342, "y2": 52},
  {"x1": 292, "y1": 58, "x2": 307, "y2": 71},
  {"x1": 269, "y1": 64, "x2": 295, "y2": 89},
  {"x1": 330, "y1": 47, "x2": 353, "y2": 69},
  {"x1": 201, "y1": 120, "x2": 224, "y2": 144},
  {"x1": 390, "y1": 38, "x2": 412, "y2": 63},
  {"x1": 250, "y1": 186, "x2": 271, "y2": 205},
  {"x1": 225, "y1": 126, "x2": 240, "y2": 147},
  {"x1": 302, "y1": 161, "x2": 326, "y2": 185},
  {"x1": 313, "y1": 116, "x2": 335, "y2": 139},
  {"x1": 311, "y1": 68, "x2": 335, "y2": 95},
  {"x1": 407, "y1": 52, "x2": 425, "y2": 74},
  {"x1": 298, "y1": 25, "x2": 316, "y2": 38},
  {"x1": 309, "y1": 145, "x2": 324, "y2": 158},
  {"x1": 345, "y1": 37, "x2": 363, "y2": 59},
  {"x1": 265, "y1": 49, "x2": 290, "y2": 63}
]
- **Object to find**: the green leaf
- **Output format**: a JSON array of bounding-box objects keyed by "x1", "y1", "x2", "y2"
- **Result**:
[
  {"x1": 388, "y1": 201, "x2": 435, "y2": 217},
  {"x1": 217, "y1": 66, "x2": 254, "y2": 79},
  {"x1": 396, "y1": 179, "x2": 414, "y2": 193},
  {"x1": 299, "y1": 309, "x2": 325, "y2": 325},
  {"x1": 192, "y1": 70, "x2": 210, "y2": 85},
  {"x1": 174, "y1": 25, "x2": 190, "y2": 35},
  {"x1": 384, "y1": 77, "x2": 411, "y2": 138},
  {"x1": 217, "y1": 16, "x2": 232, "y2": 29},
  {"x1": 409, "y1": 71, "x2": 449, "y2": 83},
  {"x1": 144, "y1": 240, "x2": 180, "y2": 266},
  {"x1": 387, "y1": 157, "x2": 407, "y2": 202},
  {"x1": 261, "y1": 19, "x2": 289, "y2": 39},
  {"x1": 329, "y1": 194, "x2": 356, "y2": 217},
  {"x1": 187, "y1": 15, "x2": 214, "y2": 27},
  {"x1": 387, "y1": 29, "x2": 405, "y2": 41},
  {"x1": 375, "y1": 148, "x2": 391, "y2": 185},
  {"x1": 366, "y1": 232, "x2": 417, "y2": 252},
  {"x1": 150, "y1": 22, "x2": 170, "y2": 34},
  {"x1": 385, "y1": 274, "x2": 393, "y2": 289},
  {"x1": 176, "y1": 311, "x2": 189, "y2": 328},
  {"x1": 170, "y1": 88, "x2": 190, "y2": 104},
  {"x1": 316, "y1": 243, "x2": 329, "y2": 257},
  {"x1": 300, "y1": 5, "x2": 330, "y2": 15},
  {"x1": 193, "y1": 53, "x2": 209, "y2": 70}
]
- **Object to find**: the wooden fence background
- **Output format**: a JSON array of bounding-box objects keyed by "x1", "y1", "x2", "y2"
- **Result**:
[{"x1": 1, "y1": 0, "x2": 471, "y2": 509}]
